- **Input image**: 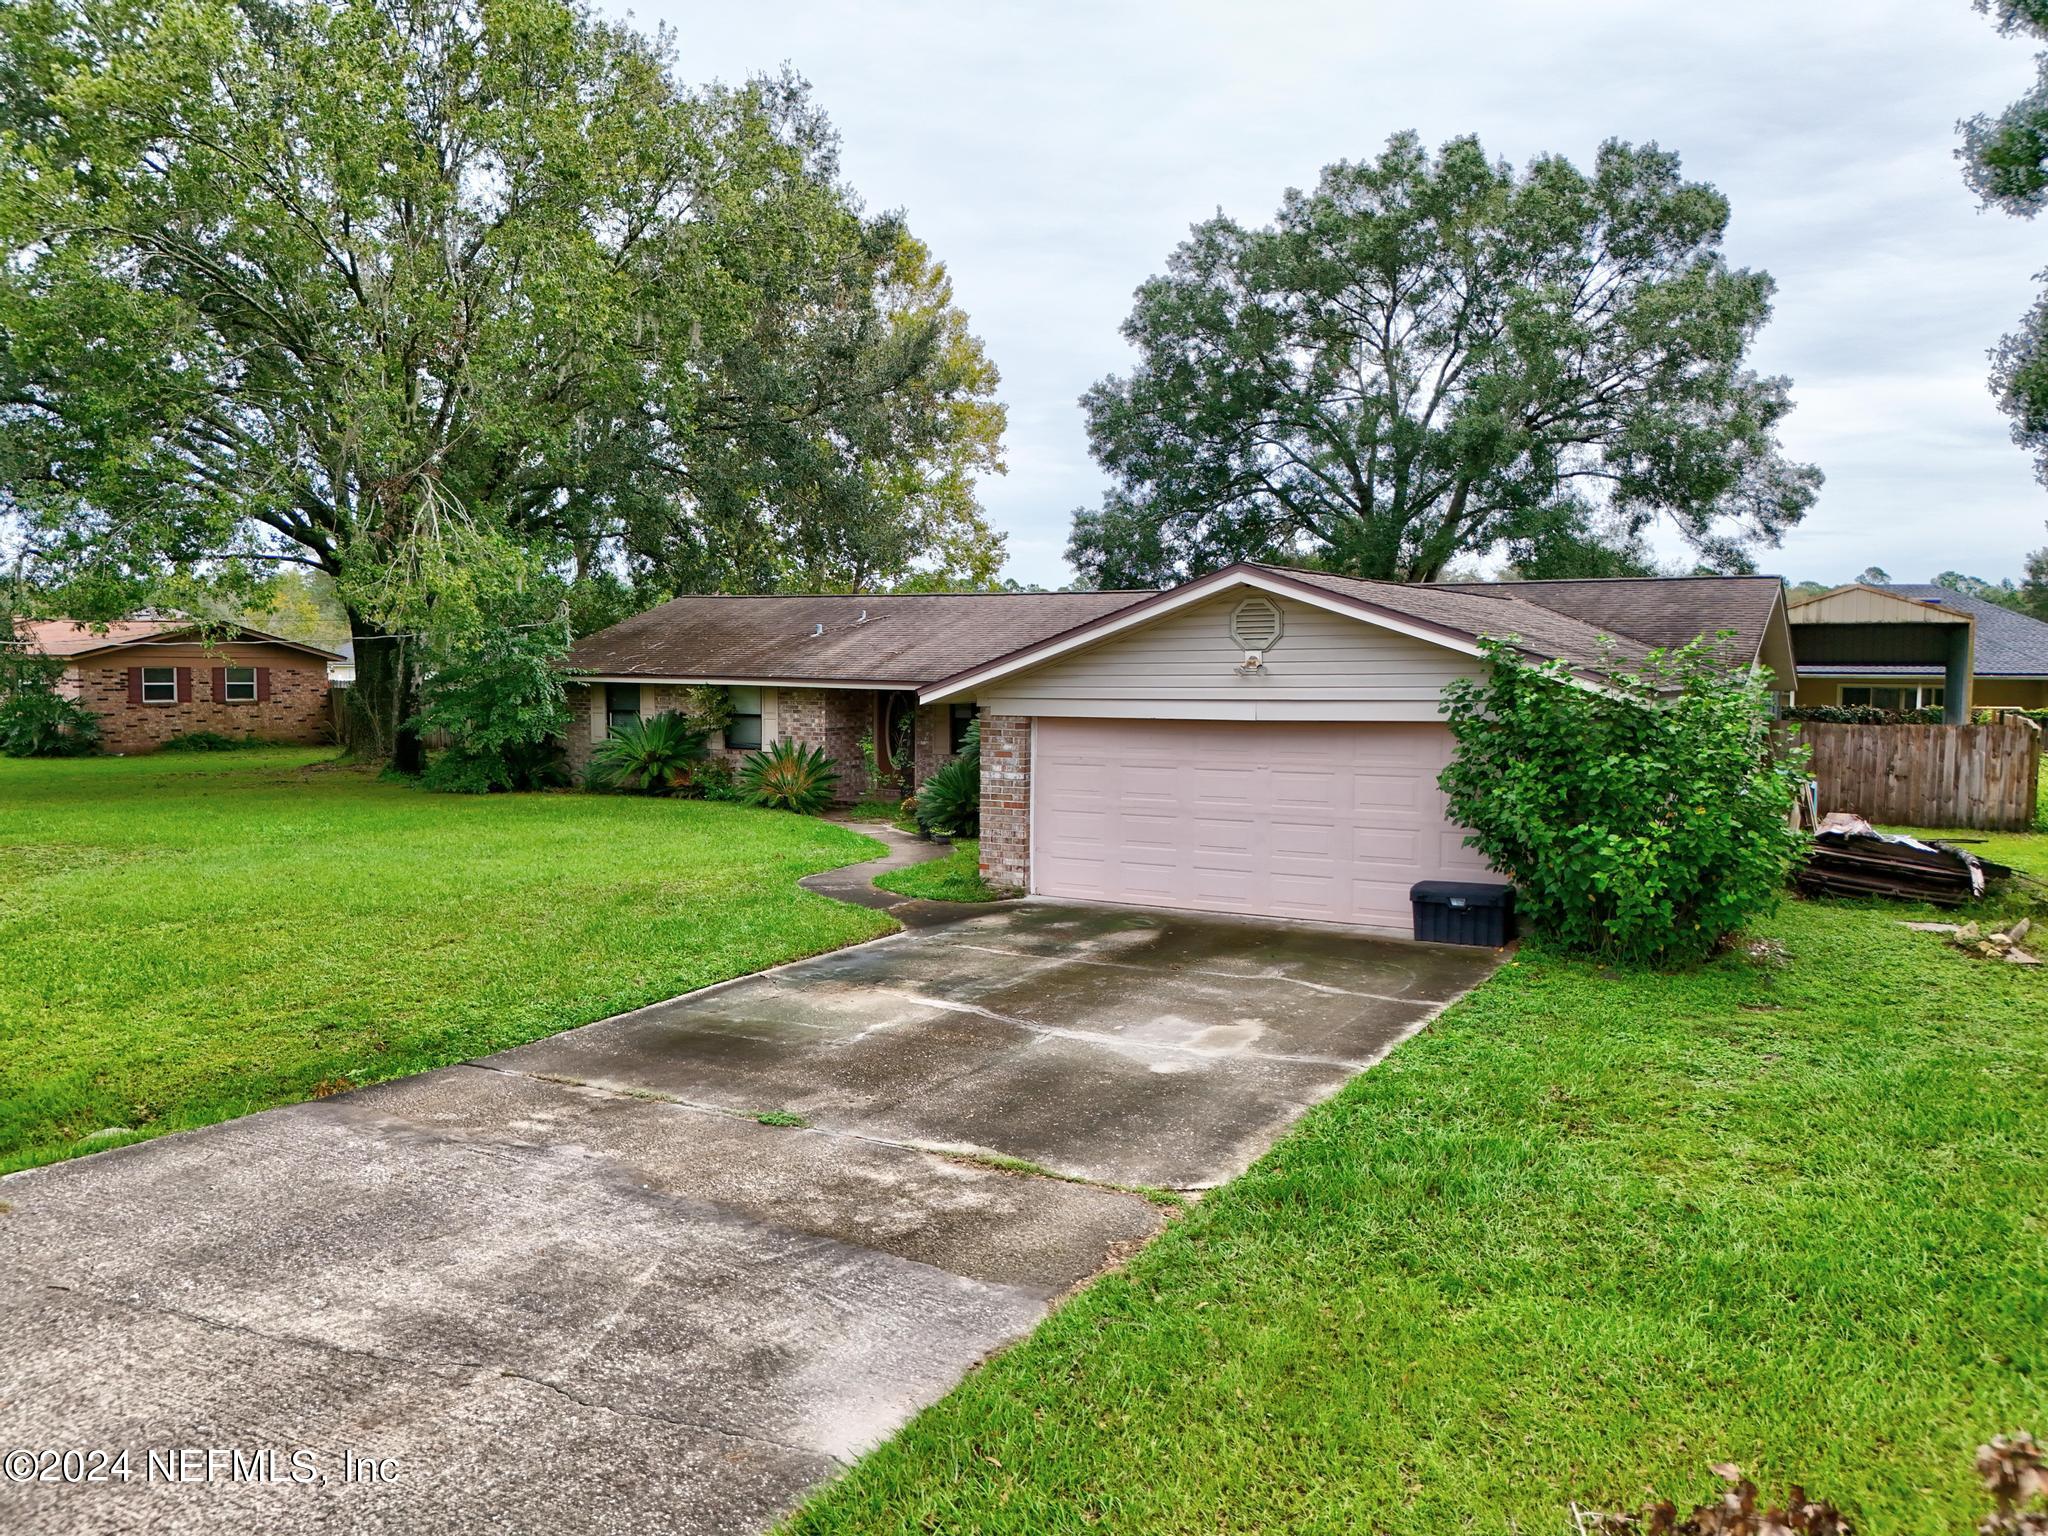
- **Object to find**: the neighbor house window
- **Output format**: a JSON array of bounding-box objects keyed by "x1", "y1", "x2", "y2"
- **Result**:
[
  {"x1": 606, "y1": 683, "x2": 642, "y2": 736},
  {"x1": 141, "y1": 667, "x2": 176, "y2": 704},
  {"x1": 224, "y1": 666, "x2": 257, "y2": 703},
  {"x1": 1843, "y1": 685, "x2": 1942, "y2": 711},
  {"x1": 948, "y1": 702, "x2": 979, "y2": 754},
  {"x1": 726, "y1": 686, "x2": 763, "y2": 750}
]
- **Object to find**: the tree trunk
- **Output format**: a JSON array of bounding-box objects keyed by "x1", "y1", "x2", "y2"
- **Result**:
[{"x1": 344, "y1": 611, "x2": 425, "y2": 772}]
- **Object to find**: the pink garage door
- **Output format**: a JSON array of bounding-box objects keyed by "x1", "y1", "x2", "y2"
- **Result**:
[{"x1": 1031, "y1": 719, "x2": 1492, "y2": 932}]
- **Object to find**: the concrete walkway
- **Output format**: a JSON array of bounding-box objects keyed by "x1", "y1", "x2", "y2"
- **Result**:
[
  {"x1": 0, "y1": 835, "x2": 1499, "y2": 1536},
  {"x1": 796, "y1": 818, "x2": 988, "y2": 927}
]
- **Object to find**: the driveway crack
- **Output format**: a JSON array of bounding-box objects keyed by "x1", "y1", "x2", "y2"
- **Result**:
[{"x1": 455, "y1": 1061, "x2": 1179, "y2": 1207}]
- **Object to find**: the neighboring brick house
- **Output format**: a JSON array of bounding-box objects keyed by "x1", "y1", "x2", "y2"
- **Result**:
[
  {"x1": 18, "y1": 618, "x2": 341, "y2": 754},
  {"x1": 568, "y1": 568, "x2": 1797, "y2": 915}
]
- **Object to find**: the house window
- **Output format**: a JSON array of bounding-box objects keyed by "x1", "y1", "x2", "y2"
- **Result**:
[
  {"x1": 726, "y1": 686, "x2": 763, "y2": 750},
  {"x1": 224, "y1": 666, "x2": 257, "y2": 703},
  {"x1": 1843, "y1": 685, "x2": 1943, "y2": 711},
  {"x1": 948, "y1": 702, "x2": 979, "y2": 754},
  {"x1": 606, "y1": 683, "x2": 642, "y2": 736},
  {"x1": 141, "y1": 667, "x2": 177, "y2": 704}
]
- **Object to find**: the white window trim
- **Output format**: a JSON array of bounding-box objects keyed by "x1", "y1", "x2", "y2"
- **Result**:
[
  {"x1": 223, "y1": 666, "x2": 257, "y2": 703},
  {"x1": 141, "y1": 666, "x2": 177, "y2": 704}
]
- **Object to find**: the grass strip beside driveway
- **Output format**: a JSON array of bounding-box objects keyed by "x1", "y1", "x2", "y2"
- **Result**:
[
  {"x1": 871, "y1": 839, "x2": 1002, "y2": 902},
  {"x1": 786, "y1": 836, "x2": 2048, "y2": 1535},
  {"x1": 0, "y1": 750, "x2": 894, "y2": 1174}
]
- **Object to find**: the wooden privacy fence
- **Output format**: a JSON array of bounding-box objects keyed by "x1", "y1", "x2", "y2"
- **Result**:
[{"x1": 1776, "y1": 718, "x2": 2042, "y2": 832}]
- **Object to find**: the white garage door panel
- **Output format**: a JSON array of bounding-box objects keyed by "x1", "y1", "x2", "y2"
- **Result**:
[{"x1": 1033, "y1": 719, "x2": 1490, "y2": 932}]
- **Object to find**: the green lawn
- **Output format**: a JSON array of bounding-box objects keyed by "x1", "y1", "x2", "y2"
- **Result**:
[
  {"x1": 788, "y1": 835, "x2": 2048, "y2": 1535},
  {"x1": 0, "y1": 750, "x2": 893, "y2": 1174},
  {"x1": 871, "y1": 838, "x2": 1003, "y2": 902}
]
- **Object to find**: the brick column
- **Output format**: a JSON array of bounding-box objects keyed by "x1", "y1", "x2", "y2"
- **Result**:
[{"x1": 979, "y1": 713, "x2": 1032, "y2": 893}]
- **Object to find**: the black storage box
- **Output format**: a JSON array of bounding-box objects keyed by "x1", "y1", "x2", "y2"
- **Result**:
[{"x1": 1409, "y1": 880, "x2": 1516, "y2": 948}]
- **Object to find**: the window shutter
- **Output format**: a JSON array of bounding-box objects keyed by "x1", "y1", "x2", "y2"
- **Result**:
[
  {"x1": 128, "y1": 667, "x2": 143, "y2": 705},
  {"x1": 591, "y1": 686, "x2": 607, "y2": 744},
  {"x1": 256, "y1": 667, "x2": 272, "y2": 702},
  {"x1": 211, "y1": 667, "x2": 227, "y2": 702},
  {"x1": 175, "y1": 666, "x2": 192, "y2": 703}
]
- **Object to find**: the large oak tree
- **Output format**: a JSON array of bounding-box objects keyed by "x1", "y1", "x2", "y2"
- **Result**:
[
  {"x1": 1068, "y1": 133, "x2": 1819, "y2": 587},
  {"x1": 0, "y1": 0, "x2": 1005, "y2": 764}
]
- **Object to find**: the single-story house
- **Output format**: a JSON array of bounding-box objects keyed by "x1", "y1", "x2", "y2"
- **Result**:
[
  {"x1": 1787, "y1": 583, "x2": 2048, "y2": 717},
  {"x1": 16, "y1": 618, "x2": 341, "y2": 754},
  {"x1": 566, "y1": 563, "x2": 1794, "y2": 934}
]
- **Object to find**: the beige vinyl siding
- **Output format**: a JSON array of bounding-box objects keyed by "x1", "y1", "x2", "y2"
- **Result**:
[
  {"x1": 1789, "y1": 588, "x2": 1972, "y2": 626},
  {"x1": 980, "y1": 592, "x2": 1484, "y2": 722}
]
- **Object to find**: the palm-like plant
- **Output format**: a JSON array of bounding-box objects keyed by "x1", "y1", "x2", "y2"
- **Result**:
[
  {"x1": 915, "y1": 756, "x2": 980, "y2": 836},
  {"x1": 915, "y1": 717, "x2": 980, "y2": 836},
  {"x1": 738, "y1": 740, "x2": 839, "y2": 813},
  {"x1": 590, "y1": 711, "x2": 709, "y2": 794}
]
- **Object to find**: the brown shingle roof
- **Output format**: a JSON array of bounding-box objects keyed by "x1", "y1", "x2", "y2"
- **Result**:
[
  {"x1": 15, "y1": 618, "x2": 184, "y2": 656},
  {"x1": 1261, "y1": 566, "x2": 1655, "y2": 673},
  {"x1": 568, "y1": 591, "x2": 1154, "y2": 687},
  {"x1": 13, "y1": 618, "x2": 344, "y2": 662},
  {"x1": 1425, "y1": 575, "x2": 1785, "y2": 663},
  {"x1": 572, "y1": 568, "x2": 1786, "y2": 694}
]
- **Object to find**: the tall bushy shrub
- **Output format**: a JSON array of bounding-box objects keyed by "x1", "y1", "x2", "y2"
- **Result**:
[
  {"x1": 404, "y1": 542, "x2": 573, "y2": 792},
  {"x1": 1439, "y1": 636, "x2": 1808, "y2": 965},
  {"x1": 0, "y1": 651, "x2": 100, "y2": 757}
]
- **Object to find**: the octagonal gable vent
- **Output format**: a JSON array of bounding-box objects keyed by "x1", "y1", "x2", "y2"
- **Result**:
[{"x1": 1228, "y1": 593, "x2": 1284, "y2": 652}]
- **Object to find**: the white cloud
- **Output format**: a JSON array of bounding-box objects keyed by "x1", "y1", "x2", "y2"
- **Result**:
[{"x1": 632, "y1": 0, "x2": 2048, "y2": 584}]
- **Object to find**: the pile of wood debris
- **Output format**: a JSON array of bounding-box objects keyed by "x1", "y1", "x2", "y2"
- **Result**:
[{"x1": 1796, "y1": 813, "x2": 2015, "y2": 906}]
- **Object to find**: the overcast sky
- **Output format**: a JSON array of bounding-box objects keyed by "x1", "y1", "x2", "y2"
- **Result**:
[{"x1": 630, "y1": 0, "x2": 2048, "y2": 589}]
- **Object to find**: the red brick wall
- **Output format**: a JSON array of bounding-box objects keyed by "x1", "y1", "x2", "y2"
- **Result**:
[
  {"x1": 567, "y1": 682, "x2": 880, "y2": 803},
  {"x1": 979, "y1": 713, "x2": 1031, "y2": 893},
  {"x1": 776, "y1": 688, "x2": 874, "y2": 803},
  {"x1": 76, "y1": 644, "x2": 331, "y2": 754},
  {"x1": 563, "y1": 685, "x2": 601, "y2": 777}
]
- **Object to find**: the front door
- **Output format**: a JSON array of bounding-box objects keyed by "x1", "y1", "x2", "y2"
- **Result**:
[{"x1": 875, "y1": 690, "x2": 918, "y2": 792}]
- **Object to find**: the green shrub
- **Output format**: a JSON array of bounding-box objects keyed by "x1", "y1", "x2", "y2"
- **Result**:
[
  {"x1": 738, "y1": 739, "x2": 839, "y2": 814},
  {"x1": 683, "y1": 684, "x2": 734, "y2": 737},
  {"x1": 590, "y1": 711, "x2": 709, "y2": 795},
  {"x1": 0, "y1": 679, "x2": 101, "y2": 758},
  {"x1": 1439, "y1": 635, "x2": 1810, "y2": 966},
  {"x1": 421, "y1": 739, "x2": 566, "y2": 794},
  {"x1": 411, "y1": 613, "x2": 573, "y2": 792},
  {"x1": 691, "y1": 755, "x2": 743, "y2": 802},
  {"x1": 1783, "y1": 703, "x2": 1943, "y2": 725},
  {"x1": 159, "y1": 730, "x2": 253, "y2": 753}
]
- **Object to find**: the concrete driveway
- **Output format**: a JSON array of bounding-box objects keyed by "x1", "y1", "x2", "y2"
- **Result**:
[{"x1": 1, "y1": 894, "x2": 1497, "y2": 1536}]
